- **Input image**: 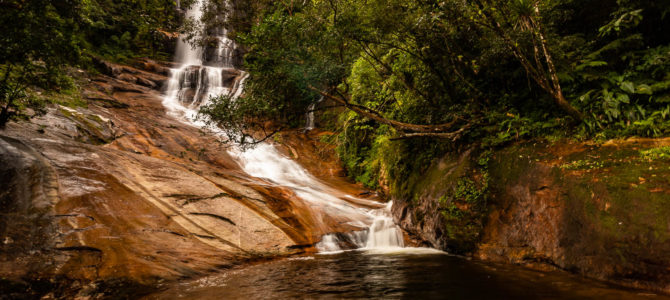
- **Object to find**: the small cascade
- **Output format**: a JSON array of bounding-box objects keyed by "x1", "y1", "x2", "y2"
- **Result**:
[
  {"x1": 316, "y1": 235, "x2": 341, "y2": 253},
  {"x1": 365, "y1": 202, "x2": 404, "y2": 248},
  {"x1": 174, "y1": 0, "x2": 205, "y2": 65},
  {"x1": 316, "y1": 202, "x2": 404, "y2": 252},
  {"x1": 305, "y1": 103, "x2": 316, "y2": 131},
  {"x1": 210, "y1": 29, "x2": 237, "y2": 67},
  {"x1": 304, "y1": 96, "x2": 322, "y2": 131}
]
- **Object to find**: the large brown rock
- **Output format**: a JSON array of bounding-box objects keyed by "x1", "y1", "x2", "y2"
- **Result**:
[
  {"x1": 393, "y1": 140, "x2": 670, "y2": 294},
  {"x1": 0, "y1": 62, "x2": 370, "y2": 298}
]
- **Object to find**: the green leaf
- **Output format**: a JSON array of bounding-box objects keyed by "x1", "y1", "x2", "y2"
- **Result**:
[
  {"x1": 657, "y1": 94, "x2": 670, "y2": 103},
  {"x1": 620, "y1": 81, "x2": 635, "y2": 94},
  {"x1": 636, "y1": 84, "x2": 653, "y2": 95},
  {"x1": 575, "y1": 61, "x2": 608, "y2": 71},
  {"x1": 616, "y1": 93, "x2": 630, "y2": 104},
  {"x1": 579, "y1": 91, "x2": 593, "y2": 102}
]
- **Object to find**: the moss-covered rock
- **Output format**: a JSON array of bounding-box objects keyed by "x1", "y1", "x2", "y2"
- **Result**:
[
  {"x1": 392, "y1": 148, "x2": 491, "y2": 254},
  {"x1": 394, "y1": 138, "x2": 670, "y2": 294}
]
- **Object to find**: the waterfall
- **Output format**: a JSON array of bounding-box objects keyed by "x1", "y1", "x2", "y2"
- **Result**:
[
  {"x1": 315, "y1": 202, "x2": 405, "y2": 253},
  {"x1": 305, "y1": 103, "x2": 316, "y2": 131},
  {"x1": 162, "y1": 0, "x2": 408, "y2": 254},
  {"x1": 304, "y1": 96, "x2": 322, "y2": 131},
  {"x1": 163, "y1": 0, "x2": 240, "y2": 122},
  {"x1": 365, "y1": 202, "x2": 404, "y2": 248}
]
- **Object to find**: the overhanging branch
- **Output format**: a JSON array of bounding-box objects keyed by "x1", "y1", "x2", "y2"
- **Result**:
[
  {"x1": 389, "y1": 125, "x2": 470, "y2": 141},
  {"x1": 308, "y1": 85, "x2": 469, "y2": 140}
]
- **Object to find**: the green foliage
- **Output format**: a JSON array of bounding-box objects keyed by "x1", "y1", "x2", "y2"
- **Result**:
[
  {"x1": 0, "y1": 76, "x2": 46, "y2": 128},
  {"x1": 454, "y1": 178, "x2": 488, "y2": 205},
  {"x1": 432, "y1": 151, "x2": 492, "y2": 253},
  {"x1": 441, "y1": 202, "x2": 464, "y2": 219},
  {"x1": 0, "y1": 0, "x2": 182, "y2": 127},
  {"x1": 335, "y1": 117, "x2": 388, "y2": 189},
  {"x1": 79, "y1": 0, "x2": 183, "y2": 61},
  {"x1": 439, "y1": 205, "x2": 482, "y2": 254},
  {"x1": 198, "y1": 93, "x2": 271, "y2": 146},
  {"x1": 569, "y1": 0, "x2": 670, "y2": 138},
  {"x1": 436, "y1": 153, "x2": 490, "y2": 254},
  {"x1": 273, "y1": 133, "x2": 283, "y2": 144},
  {"x1": 220, "y1": 0, "x2": 670, "y2": 152},
  {"x1": 639, "y1": 146, "x2": 670, "y2": 161},
  {"x1": 481, "y1": 112, "x2": 566, "y2": 147},
  {"x1": 454, "y1": 151, "x2": 491, "y2": 207}
]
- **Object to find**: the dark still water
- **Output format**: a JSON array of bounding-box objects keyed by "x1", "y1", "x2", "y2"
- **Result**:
[{"x1": 146, "y1": 249, "x2": 665, "y2": 299}]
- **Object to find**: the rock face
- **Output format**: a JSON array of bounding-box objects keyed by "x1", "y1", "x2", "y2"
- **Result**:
[
  {"x1": 0, "y1": 59, "x2": 369, "y2": 298},
  {"x1": 393, "y1": 140, "x2": 670, "y2": 294},
  {"x1": 392, "y1": 148, "x2": 487, "y2": 252}
]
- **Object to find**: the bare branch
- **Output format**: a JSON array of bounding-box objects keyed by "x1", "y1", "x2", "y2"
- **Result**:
[
  {"x1": 389, "y1": 125, "x2": 470, "y2": 141},
  {"x1": 309, "y1": 85, "x2": 464, "y2": 135}
]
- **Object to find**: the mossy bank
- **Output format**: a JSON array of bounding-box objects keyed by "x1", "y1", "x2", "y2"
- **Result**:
[{"x1": 392, "y1": 138, "x2": 670, "y2": 294}]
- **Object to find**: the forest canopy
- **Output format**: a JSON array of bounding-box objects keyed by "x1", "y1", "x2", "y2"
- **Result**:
[
  {"x1": 208, "y1": 0, "x2": 670, "y2": 140},
  {"x1": 0, "y1": 0, "x2": 185, "y2": 127}
]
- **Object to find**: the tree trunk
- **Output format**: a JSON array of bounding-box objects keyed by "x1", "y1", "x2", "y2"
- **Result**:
[
  {"x1": 473, "y1": 0, "x2": 583, "y2": 121},
  {"x1": 533, "y1": 3, "x2": 584, "y2": 121},
  {"x1": 0, "y1": 105, "x2": 10, "y2": 129}
]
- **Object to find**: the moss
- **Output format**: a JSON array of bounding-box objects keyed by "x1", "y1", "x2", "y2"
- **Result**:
[
  {"x1": 273, "y1": 132, "x2": 283, "y2": 144},
  {"x1": 86, "y1": 114, "x2": 104, "y2": 124},
  {"x1": 430, "y1": 151, "x2": 491, "y2": 254},
  {"x1": 488, "y1": 145, "x2": 538, "y2": 192},
  {"x1": 560, "y1": 159, "x2": 605, "y2": 170},
  {"x1": 59, "y1": 108, "x2": 111, "y2": 145},
  {"x1": 454, "y1": 177, "x2": 488, "y2": 205},
  {"x1": 47, "y1": 88, "x2": 88, "y2": 109},
  {"x1": 478, "y1": 140, "x2": 670, "y2": 274},
  {"x1": 553, "y1": 142, "x2": 670, "y2": 274}
]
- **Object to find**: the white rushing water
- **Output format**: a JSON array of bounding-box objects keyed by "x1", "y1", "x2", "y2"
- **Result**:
[
  {"x1": 304, "y1": 96, "x2": 322, "y2": 131},
  {"x1": 163, "y1": 0, "x2": 410, "y2": 254}
]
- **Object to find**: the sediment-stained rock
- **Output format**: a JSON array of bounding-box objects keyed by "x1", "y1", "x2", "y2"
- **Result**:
[{"x1": 0, "y1": 60, "x2": 371, "y2": 298}]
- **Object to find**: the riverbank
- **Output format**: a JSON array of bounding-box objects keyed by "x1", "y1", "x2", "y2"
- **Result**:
[{"x1": 392, "y1": 138, "x2": 670, "y2": 295}]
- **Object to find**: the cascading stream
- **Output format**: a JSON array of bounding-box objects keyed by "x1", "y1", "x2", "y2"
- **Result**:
[{"x1": 162, "y1": 0, "x2": 406, "y2": 253}]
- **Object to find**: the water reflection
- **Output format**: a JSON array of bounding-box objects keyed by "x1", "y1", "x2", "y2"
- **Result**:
[{"x1": 146, "y1": 251, "x2": 665, "y2": 299}]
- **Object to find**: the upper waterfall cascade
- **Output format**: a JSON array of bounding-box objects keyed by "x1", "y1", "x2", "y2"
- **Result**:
[{"x1": 162, "y1": 0, "x2": 407, "y2": 253}]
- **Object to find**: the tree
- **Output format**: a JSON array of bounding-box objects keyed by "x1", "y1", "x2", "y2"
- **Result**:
[
  {"x1": 470, "y1": 0, "x2": 584, "y2": 121},
  {"x1": 0, "y1": 0, "x2": 81, "y2": 128},
  {"x1": 0, "y1": 0, "x2": 185, "y2": 128},
  {"x1": 201, "y1": 0, "x2": 670, "y2": 147},
  {"x1": 202, "y1": 0, "x2": 478, "y2": 143},
  {"x1": 0, "y1": 66, "x2": 45, "y2": 129}
]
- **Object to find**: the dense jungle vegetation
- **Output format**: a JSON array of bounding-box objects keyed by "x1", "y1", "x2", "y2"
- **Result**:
[
  {"x1": 202, "y1": 0, "x2": 670, "y2": 195},
  {"x1": 0, "y1": 0, "x2": 186, "y2": 127}
]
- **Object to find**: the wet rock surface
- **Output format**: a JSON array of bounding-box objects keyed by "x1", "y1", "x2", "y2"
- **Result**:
[{"x1": 0, "y1": 59, "x2": 371, "y2": 298}]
